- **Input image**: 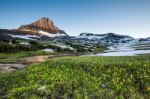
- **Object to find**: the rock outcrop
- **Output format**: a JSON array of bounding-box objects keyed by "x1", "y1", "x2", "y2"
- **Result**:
[{"x1": 18, "y1": 17, "x2": 60, "y2": 33}]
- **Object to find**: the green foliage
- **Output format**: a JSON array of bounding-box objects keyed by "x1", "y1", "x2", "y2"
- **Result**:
[
  {"x1": 0, "y1": 55, "x2": 150, "y2": 98},
  {"x1": 65, "y1": 42, "x2": 107, "y2": 53},
  {"x1": 0, "y1": 40, "x2": 38, "y2": 53},
  {"x1": 0, "y1": 40, "x2": 52, "y2": 53},
  {"x1": 12, "y1": 40, "x2": 19, "y2": 44}
]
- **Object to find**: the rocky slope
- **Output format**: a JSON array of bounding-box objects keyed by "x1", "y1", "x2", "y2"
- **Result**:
[
  {"x1": 0, "y1": 17, "x2": 67, "y2": 40},
  {"x1": 19, "y1": 17, "x2": 60, "y2": 33},
  {"x1": 76, "y1": 33, "x2": 134, "y2": 44}
]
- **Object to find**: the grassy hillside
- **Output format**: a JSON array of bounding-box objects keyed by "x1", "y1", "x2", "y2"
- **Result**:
[{"x1": 0, "y1": 55, "x2": 150, "y2": 98}]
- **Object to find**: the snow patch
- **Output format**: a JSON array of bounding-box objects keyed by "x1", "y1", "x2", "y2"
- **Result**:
[
  {"x1": 39, "y1": 31, "x2": 66, "y2": 37},
  {"x1": 20, "y1": 42, "x2": 30, "y2": 45},
  {"x1": 76, "y1": 35, "x2": 106, "y2": 39},
  {"x1": 42, "y1": 48, "x2": 54, "y2": 52},
  {"x1": 95, "y1": 50, "x2": 150, "y2": 56},
  {"x1": 58, "y1": 45, "x2": 75, "y2": 50},
  {"x1": 8, "y1": 34, "x2": 39, "y2": 40}
]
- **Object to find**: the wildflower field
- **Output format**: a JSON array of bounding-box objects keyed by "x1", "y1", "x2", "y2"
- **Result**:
[{"x1": 0, "y1": 55, "x2": 150, "y2": 98}]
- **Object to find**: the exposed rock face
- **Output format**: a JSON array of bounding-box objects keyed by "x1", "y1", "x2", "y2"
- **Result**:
[
  {"x1": 0, "y1": 17, "x2": 68, "y2": 40},
  {"x1": 78, "y1": 33, "x2": 134, "y2": 44},
  {"x1": 19, "y1": 17, "x2": 60, "y2": 33}
]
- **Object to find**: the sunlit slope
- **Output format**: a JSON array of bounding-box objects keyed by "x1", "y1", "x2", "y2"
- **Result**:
[{"x1": 0, "y1": 55, "x2": 150, "y2": 98}]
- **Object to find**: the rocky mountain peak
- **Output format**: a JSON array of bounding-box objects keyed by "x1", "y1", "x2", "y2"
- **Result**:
[{"x1": 19, "y1": 17, "x2": 60, "y2": 33}]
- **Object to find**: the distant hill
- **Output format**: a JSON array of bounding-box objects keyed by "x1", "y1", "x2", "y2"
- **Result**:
[{"x1": 75, "y1": 33, "x2": 134, "y2": 45}]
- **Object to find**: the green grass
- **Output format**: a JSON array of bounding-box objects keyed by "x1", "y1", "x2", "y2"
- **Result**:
[
  {"x1": 0, "y1": 51, "x2": 58, "y2": 63},
  {"x1": 0, "y1": 55, "x2": 150, "y2": 98}
]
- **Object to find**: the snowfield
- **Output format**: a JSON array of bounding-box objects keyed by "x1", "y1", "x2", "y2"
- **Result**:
[
  {"x1": 96, "y1": 50, "x2": 150, "y2": 56},
  {"x1": 76, "y1": 35, "x2": 106, "y2": 40},
  {"x1": 8, "y1": 30, "x2": 66, "y2": 40},
  {"x1": 92, "y1": 39, "x2": 150, "y2": 56},
  {"x1": 42, "y1": 48, "x2": 54, "y2": 52},
  {"x1": 8, "y1": 34, "x2": 40, "y2": 40}
]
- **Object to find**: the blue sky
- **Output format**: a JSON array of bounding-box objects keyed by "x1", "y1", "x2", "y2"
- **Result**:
[{"x1": 0, "y1": 0, "x2": 150, "y2": 38}]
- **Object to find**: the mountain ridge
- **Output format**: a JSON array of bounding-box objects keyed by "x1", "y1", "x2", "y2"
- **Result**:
[{"x1": 0, "y1": 17, "x2": 149, "y2": 46}]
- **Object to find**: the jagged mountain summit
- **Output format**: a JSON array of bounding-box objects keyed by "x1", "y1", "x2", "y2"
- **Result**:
[
  {"x1": 0, "y1": 17, "x2": 67, "y2": 40},
  {"x1": 19, "y1": 17, "x2": 60, "y2": 33}
]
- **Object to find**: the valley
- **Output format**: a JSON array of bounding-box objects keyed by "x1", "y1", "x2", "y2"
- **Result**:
[{"x1": 0, "y1": 17, "x2": 150, "y2": 98}]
